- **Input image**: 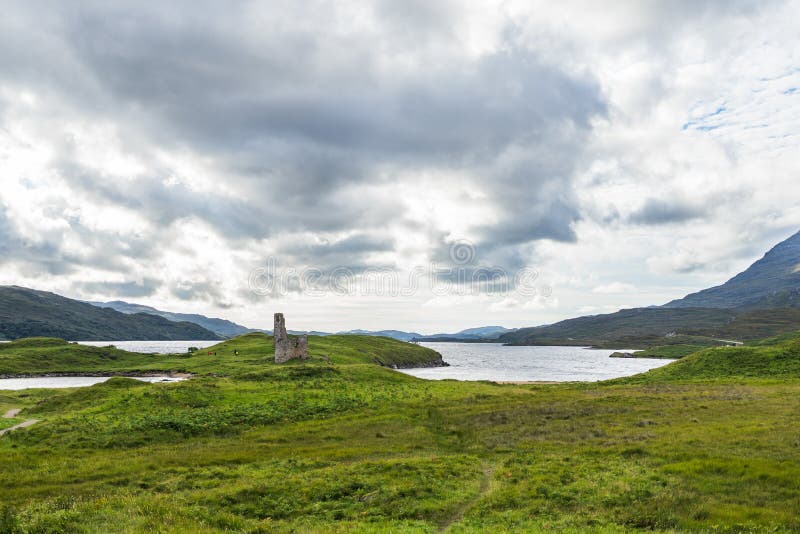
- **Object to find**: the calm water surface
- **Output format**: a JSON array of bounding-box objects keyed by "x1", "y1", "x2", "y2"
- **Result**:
[
  {"x1": 402, "y1": 343, "x2": 670, "y2": 382},
  {"x1": 78, "y1": 340, "x2": 218, "y2": 353},
  {"x1": 7, "y1": 340, "x2": 669, "y2": 384},
  {"x1": 0, "y1": 376, "x2": 186, "y2": 391}
]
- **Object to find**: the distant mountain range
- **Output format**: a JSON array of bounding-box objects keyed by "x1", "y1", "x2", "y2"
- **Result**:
[
  {"x1": 0, "y1": 286, "x2": 220, "y2": 341},
  {"x1": 87, "y1": 301, "x2": 514, "y2": 341},
  {"x1": 88, "y1": 300, "x2": 251, "y2": 338},
  {"x1": 340, "y1": 326, "x2": 515, "y2": 342},
  {"x1": 499, "y1": 230, "x2": 800, "y2": 347},
  {"x1": 410, "y1": 326, "x2": 516, "y2": 342}
]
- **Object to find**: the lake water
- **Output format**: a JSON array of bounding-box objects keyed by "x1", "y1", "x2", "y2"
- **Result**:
[
  {"x1": 10, "y1": 340, "x2": 669, "y2": 384},
  {"x1": 78, "y1": 340, "x2": 219, "y2": 353},
  {"x1": 401, "y1": 343, "x2": 670, "y2": 382},
  {"x1": 0, "y1": 376, "x2": 186, "y2": 391}
]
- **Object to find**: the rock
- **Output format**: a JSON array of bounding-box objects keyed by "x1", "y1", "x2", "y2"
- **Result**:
[
  {"x1": 609, "y1": 351, "x2": 635, "y2": 358},
  {"x1": 274, "y1": 313, "x2": 308, "y2": 363}
]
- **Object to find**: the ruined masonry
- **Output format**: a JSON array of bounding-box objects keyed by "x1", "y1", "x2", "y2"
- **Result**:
[{"x1": 274, "y1": 313, "x2": 308, "y2": 363}]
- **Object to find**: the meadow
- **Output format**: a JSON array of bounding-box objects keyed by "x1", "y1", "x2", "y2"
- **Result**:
[{"x1": 1, "y1": 333, "x2": 799, "y2": 532}]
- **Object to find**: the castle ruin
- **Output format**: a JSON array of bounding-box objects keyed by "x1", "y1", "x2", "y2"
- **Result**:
[{"x1": 274, "y1": 313, "x2": 308, "y2": 363}]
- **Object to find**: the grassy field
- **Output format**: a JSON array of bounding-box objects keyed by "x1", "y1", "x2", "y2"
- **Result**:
[
  {"x1": 0, "y1": 333, "x2": 443, "y2": 376},
  {"x1": 1, "y1": 333, "x2": 800, "y2": 532},
  {"x1": 610, "y1": 342, "x2": 730, "y2": 360}
]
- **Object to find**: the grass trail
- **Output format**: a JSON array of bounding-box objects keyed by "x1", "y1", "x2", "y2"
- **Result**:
[{"x1": 439, "y1": 463, "x2": 496, "y2": 533}]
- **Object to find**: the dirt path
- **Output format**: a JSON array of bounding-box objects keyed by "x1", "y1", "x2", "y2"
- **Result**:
[
  {"x1": 438, "y1": 465, "x2": 495, "y2": 532},
  {"x1": 0, "y1": 419, "x2": 38, "y2": 437},
  {"x1": 1, "y1": 408, "x2": 38, "y2": 437}
]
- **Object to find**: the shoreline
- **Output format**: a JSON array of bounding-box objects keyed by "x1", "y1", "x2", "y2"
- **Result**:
[
  {"x1": 0, "y1": 371, "x2": 194, "y2": 379},
  {"x1": 385, "y1": 359, "x2": 450, "y2": 370}
]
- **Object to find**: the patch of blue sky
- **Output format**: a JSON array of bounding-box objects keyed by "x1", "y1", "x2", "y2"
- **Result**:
[
  {"x1": 682, "y1": 104, "x2": 727, "y2": 131},
  {"x1": 757, "y1": 67, "x2": 800, "y2": 82}
]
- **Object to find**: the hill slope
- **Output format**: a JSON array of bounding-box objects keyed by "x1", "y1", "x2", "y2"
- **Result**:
[
  {"x1": 618, "y1": 332, "x2": 800, "y2": 383},
  {"x1": 0, "y1": 332, "x2": 445, "y2": 376},
  {"x1": 497, "y1": 307, "x2": 735, "y2": 346},
  {"x1": 498, "y1": 307, "x2": 800, "y2": 347},
  {"x1": 89, "y1": 300, "x2": 251, "y2": 338},
  {"x1": 501, "y1": 230, "x2": 800, "y2": 346},
  {"x1": 664, "y1": 230, "x2": 800, "y2": 309},
  {"x1": 0, "y1": 286, "x2": 220, "y2": 341}
]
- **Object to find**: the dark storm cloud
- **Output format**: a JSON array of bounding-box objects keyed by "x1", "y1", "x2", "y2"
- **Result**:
[
  {"x1": 74, "y1": 278, "x2": 162, "y2": 298},
  {"x1": 171, "y1": 280, "x2": 223, "y2": 302},
  {"x1": 629, "y1": 198, "x2": 705, "y2": 225},
  {"x1": 0, "y1": 0, "x2": 606, "y2": 284},
  {"x1": 0, "y1": 180, "x2": 160, "y2": 278},
  {"x1": 58, "y1": 159, "x2": 273, "y2": 240},
  {"x1": 0, "y1": 206, "x2": 14, "y2": 257},
  {"x1": 278, "y1": 234, "x2": 394, "y2": 264}
]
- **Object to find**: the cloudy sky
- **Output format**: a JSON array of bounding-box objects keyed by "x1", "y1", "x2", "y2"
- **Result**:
[{"x1": 1, "y1": 1, "x2": 799, "y2": 333}]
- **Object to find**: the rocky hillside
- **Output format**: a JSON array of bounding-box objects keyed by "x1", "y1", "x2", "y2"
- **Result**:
[{"x1": 664, "y1": 230, "x2": 800, "y2": 309}]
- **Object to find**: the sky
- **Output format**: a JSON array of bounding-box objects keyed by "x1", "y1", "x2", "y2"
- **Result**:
[{"x1": 1, "y1": 0, "x2": 800, "y2": 333}]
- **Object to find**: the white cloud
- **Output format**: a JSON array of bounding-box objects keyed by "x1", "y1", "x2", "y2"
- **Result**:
[
  {"x1": 0, "y1": 1, "x2": 798, "y2": 332},
  {"x1": 592, "y1": 282, "x2": 636, "y2": 294}
]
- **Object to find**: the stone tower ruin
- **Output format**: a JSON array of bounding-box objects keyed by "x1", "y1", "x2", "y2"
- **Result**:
[{"x1": 274, "y1": 313, "x2": 308, "y2": 363}]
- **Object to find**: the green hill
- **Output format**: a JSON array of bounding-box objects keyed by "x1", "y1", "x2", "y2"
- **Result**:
[
  {"x1": 0, "y1": 332, "x2": 444, "y2": 376},
  {"x1": 498, "y1": 306, "x2": 800, "y2": 347},
  {"x1": 497, "y1": 307, "x2": 735, "y2": 346},
  {"x1": 0, "y1": 286, "x2": 220, "y2": 341},
  {"x1": 617, "y1": 332, "x2": 800, "y2": 383}
]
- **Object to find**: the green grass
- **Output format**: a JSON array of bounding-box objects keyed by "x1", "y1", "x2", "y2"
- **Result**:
[
  {"x1": 0, "y1": 333, "x2": 443, "y2": 376},
  {"x1": 1, "y1": 333, "x2": 800, "y2": 531},
  {"x1": 615, "y1": 335, "x2": 800, "y2": 384},
  {"x1": 611, "y1": 344, "x2": 716, "y2": 359}
]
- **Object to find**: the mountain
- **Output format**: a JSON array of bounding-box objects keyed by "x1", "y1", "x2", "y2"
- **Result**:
[
  {"x1": 0, "y1": 286, "x2": 221, "y2": 341},
  {"x1": 497, "y1": 306, "x2": 800, "y2": 347},
  {"x1": 664, "y1": 230, "x2": 800, "y2": 309},
  {"x1": 89, "y1": 300, "x2": 251, "y2": 338},
  {"x1": 337, "y1": 326, "x2": 515, "y2": 342},
  {"x1": 497, "y1": 307, "x2": 736, "y2": 346},
  {"x1": 448, "y1": 326, "x2": 515, "y2": 339},
  {"x1": 413, "y1": 326, "x2": 517, "y2": 342},
  {"x1": 499, "y1": 230, "x2": 800, "y2": 347}
]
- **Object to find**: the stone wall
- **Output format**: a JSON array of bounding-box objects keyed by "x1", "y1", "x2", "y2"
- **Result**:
[{"x1": 274, "y1": 312, "x2": 308, "y2": 363}]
